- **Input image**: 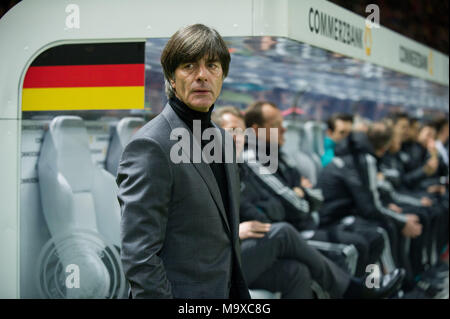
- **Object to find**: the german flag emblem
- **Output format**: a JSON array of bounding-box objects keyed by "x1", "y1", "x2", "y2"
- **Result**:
[{"x1": 22, "y1": 42, "x2": 145, "y2": 111}]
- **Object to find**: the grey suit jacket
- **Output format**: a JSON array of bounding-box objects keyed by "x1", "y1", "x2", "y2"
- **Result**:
[{"x1": 117, "y1": 103, "x2": 250, "y2": 299}]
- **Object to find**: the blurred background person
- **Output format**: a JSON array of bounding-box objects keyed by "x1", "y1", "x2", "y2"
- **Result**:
[
  {"x1": 322, "y1": 113, "x2": 354, "y2": 167},
  {"x1": 213, "y1": 105, "x2": 405, "y2": 299},
  {"x1": 434, "y1": 116, "x2": 449, "y2": 169}
]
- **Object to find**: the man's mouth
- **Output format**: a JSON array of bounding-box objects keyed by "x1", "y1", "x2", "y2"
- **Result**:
[{"x1": 192, "y1": 89, "x2": 211, "y2": 95}]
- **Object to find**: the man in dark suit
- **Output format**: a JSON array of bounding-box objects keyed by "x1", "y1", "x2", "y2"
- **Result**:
[
  {"x1": 213, "y1": 106, "x2": 406, "y2": 299},
  {"x1": 117, "y1": 24, "x2": 250, "y2": 299}
]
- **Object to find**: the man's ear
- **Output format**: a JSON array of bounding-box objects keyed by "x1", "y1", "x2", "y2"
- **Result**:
[{"x1": 170, "y1": 78, "x2": 176, "y2": 89}]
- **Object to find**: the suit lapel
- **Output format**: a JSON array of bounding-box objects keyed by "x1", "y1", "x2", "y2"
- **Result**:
[
  {"x1": 162, "y1": 104, "x2": 231, "y2": 235},
  {"x1": 190, "y1": 151, "x2": 232, "y2": 235}
]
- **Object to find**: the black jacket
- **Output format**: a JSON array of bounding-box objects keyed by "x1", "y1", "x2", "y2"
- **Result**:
[
  {"x1": 242, "y1": 145, "x2": 321, "y2": 231},
  {"x1": 239, "y1": 163, "x2": 285, "y2": 223},
  {"x1": 118, "y1": 104, "x2": 250, "y2": 299},
  {"x1": 317, "y1": 132, "x2": 408, "y2": 227},
  {"x1": 401, "y1": 141, "x2": 447, "y2": 190},
  {"x1": 379, "y1": 151, "x2": 408, "y2": 189}
]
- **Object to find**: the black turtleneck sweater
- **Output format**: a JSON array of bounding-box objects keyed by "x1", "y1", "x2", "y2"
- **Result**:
[{"x1": 169, "y1": 97, "x2": 231, "y2": 223}]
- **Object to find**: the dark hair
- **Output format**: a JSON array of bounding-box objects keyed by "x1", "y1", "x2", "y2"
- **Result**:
[
  {"x1": 409, "y1": 116, "x2": 420, "y2": 125},
  {"x1": 386, "y1": 111, "x2": 410, "y2": 125},
  {"x1": 212, "y1": 106, "x2": 244, "y2": 126},
  {"x1": 244, "y1": 101, "x2": 277, "y2": 128},
  {"x1": 326, "y1": 113, "x2": 354, "y2": 131},
  {"x1": 432, "y1": 116, "x2": 449, "y2": 133},
  {"x1": 367, "y1": 121, "x2": 393, "y2": 151},
  {"x1": 160, "y1": 24, "x2": 231, "y2": 98},
  {"x1": 421, "y1": 120, "x2": 439, "y2": 132}
]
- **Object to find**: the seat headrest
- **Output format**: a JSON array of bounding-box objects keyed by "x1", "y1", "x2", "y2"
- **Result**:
[
  {"x1": 105, "y1": 117, "x2": 145, "y2": 176},
  {"x1": 283, "y1": 121, "x2": 304, "y2": 152},
  {"x1": 116, "y1": 117, "x2": 145, "y2": 147},
  {"x1": 46, "y1": 116, "x2": 94, "y2": 192},
  {"x1": 303, "y1": 121, "x2": 325, "y2": 155}
]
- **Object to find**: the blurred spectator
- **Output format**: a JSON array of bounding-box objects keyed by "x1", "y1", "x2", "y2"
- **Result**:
[
  {"x1": 244, "y1": 101, "x2": 388, "y2": 277},
  {"x1": 353, "y1": 116, "x2": 371, "y2": 133},
  {"x1": 318, "y1": 122, "x2": 424, "y2": 286},
  {"x1": 215, "y1": 105, "x2": 405, "y2": 299},
  {"x1": 322, "y1": 113, "x2": 354, "y2": 167},
  {"x1": 401, "y1": 120, "x2": 447, "y2": 195},
  {"x1": 434, "y1": 116, "x2": 449, "y2": 167}
]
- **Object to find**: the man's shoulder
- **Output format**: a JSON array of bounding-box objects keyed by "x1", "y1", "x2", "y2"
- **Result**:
[
  {"x1": 130, "y1": 112, "x2": 172, "y2": 147},
  {"x1": 325, "y1": 153, "x2": 354, "y2": 169},
  {"x1": 323, "y1": 154, "x2": 363, "y2": 185}
]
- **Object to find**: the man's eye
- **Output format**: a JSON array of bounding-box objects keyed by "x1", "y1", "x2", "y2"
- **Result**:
[
  {"x1": 208, "y1": 63, "x2": 218, "y2": 69},
  {"x1": 184, "y1": 64, "x2": 194, "y2": 69}
]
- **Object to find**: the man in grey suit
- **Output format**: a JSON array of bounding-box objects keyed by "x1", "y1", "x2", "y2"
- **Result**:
[{"x1": 117, "y1": 24, "x2": 250, "y2": 299}]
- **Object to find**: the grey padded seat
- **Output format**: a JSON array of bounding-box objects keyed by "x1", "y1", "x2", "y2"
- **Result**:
[
  {"x1": 106, "y1": 117, "x2": 145, "y2": 177},
  {"x1": 303, "y1": 121, "x2": 326, "y2": 157},
  {"x1": 283, "y1": 120, "x2": 320, "y2": 185},
  {"x1": 38, "y1": 116, "x2": 123, "y2": 298},
  {"x1": 301, "y1": 121, "x2": 325, "y2": 174}
]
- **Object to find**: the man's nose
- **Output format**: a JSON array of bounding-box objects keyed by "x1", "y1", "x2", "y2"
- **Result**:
[{"x1": 195, "y1": 64, "x2": 208, "y2": 81}]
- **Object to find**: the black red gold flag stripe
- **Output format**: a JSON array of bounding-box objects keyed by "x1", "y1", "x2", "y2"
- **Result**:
[
  {"x1": 30, "y1": 42, "x2": 144, "y2": 66},
  {"x1": 22, "y1": 42, "x2": 145, "y2": 111}
]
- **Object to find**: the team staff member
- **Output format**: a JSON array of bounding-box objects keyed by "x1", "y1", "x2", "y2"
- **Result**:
[
  {"x1": 243, "y1": 101, "x2": 385, "y2": 277},
  {"x1": 318, "y1": 122, "x2": 424, "y2": 286},
  {"x1": 321, "y1": 113, "x2": 354, "y2": 167},
  {"x1": 214, "y1": 106, "x2": 405, "y2": 299},
  {"x1": 117, "y1": 24, "x2": 249, "y2": 299}
]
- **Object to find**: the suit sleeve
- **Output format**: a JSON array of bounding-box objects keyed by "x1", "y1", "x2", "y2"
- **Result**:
[
  {"x1": 341, "y1": 166, "x2": 383, "y2": 222},
  {"x1": 377, "y1": 179, "x2": 423, "y2": 207},
  {"x1": 239, "y1": 200, "x2": 271, "y2": 223},
  {"x1": 256, "y1": 197, "x2": 286, "y2": 222},
  {"x1": 117, "y1": 137, "x2": 173, "y2": 298},
  {"x1": 239, "y1": 175, "x2": 273, "y2": 223},
  {"x1": 353, "y1": 154, "x2": 407, "y2": 227},
  {"x1": 402, "y1": 166, "x2": 427, "y2": 188}
]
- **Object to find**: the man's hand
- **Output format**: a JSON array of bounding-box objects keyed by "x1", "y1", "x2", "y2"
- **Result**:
[
  {"x1": 239, "y1": 221, "x2": 271, "y2": 240},
  {"x1": 427, "y1": 184, "x2": 445, "y2": 194},
  {"x1": 426, "y1": 139, "x2": 438, "y2": 156},
  {"x1": 388, "y1": 203, "x2": 403, "y2": 214},
  {"x1": 402, "y1": 214, "x2": 422, "y2": 238},
  {"x1": 300, "y1": 177, "x2": 313, "y2": 189},
  {"x1": 293, "y1": 187, "x2": 305, "y2": 198},
  {"x1": 423, "y1": 157, "x2": 439, "y2": 176},
  {"x1": 421, "y1": 196, "x2": 433, "y2": 207}
]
